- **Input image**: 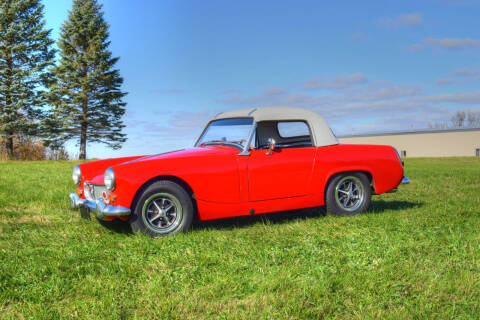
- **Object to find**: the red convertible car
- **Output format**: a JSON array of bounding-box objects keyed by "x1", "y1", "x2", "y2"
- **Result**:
[{"x1": 70, "y1": 107, "x2": 408, "y2": 237}]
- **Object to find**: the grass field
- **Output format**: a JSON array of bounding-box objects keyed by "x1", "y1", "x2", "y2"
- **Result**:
[{"x1": 0, "y1": 158, "x2": 479, "y2": 319}]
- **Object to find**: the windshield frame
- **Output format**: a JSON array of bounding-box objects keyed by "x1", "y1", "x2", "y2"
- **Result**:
[{"x1": 195, "y1": 117, "x2": 256, "y2": 155}]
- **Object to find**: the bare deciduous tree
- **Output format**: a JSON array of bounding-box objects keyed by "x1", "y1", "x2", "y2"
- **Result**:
[
  {"x1": 451, "y1": 110, "x2": 466, "y2": 127},
  {"x1": 429, "y1": 109, "x2": 480, "y2": 129},
  {"x1": 466, "y1": 111, "x2": 480, "y2": 127}
]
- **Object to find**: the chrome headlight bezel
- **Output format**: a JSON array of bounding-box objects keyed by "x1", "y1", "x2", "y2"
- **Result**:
[
  {"x1": 104, "y1": 167, "x2": 116, "y2": 191},
  {"x1": 72, "y1": 165, "x2": 81, "y2": 185}
]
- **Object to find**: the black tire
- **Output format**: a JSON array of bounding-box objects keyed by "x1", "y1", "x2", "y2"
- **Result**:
[
  {"x1": 325, "y1": 172, "x2": 371, "y2": 216},
  {"x1": 129, "y1": 180, "x2": 194, "y2": 237}
]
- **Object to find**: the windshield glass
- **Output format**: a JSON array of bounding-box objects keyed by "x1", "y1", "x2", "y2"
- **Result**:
[{"x1": 197, "y1": 118, "x2": 253, "y2": 148}]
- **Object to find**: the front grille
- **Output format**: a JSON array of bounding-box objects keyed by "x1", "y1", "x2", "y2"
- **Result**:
[{"x1": 84, "y1": 183, "x2": 107, "y2": 201}]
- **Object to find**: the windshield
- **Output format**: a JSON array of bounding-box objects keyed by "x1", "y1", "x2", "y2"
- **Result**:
[{"x1": 196, "y1": 118, "x2": 253, "y2": 148}]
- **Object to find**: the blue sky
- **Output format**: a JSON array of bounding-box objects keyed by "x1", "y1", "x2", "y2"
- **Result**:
[{"x1": 43, "y1": 0, "x2": 480, "y2": 158}]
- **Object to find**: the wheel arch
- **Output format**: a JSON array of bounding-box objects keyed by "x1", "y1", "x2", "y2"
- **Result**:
[{"x1": 130, "y1": 175, "x2": 197, "y2": 218}]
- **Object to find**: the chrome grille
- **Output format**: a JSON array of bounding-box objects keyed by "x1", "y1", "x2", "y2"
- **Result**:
[{"x1": 83, "y1": 183, "x2": 107, "y2": 201}]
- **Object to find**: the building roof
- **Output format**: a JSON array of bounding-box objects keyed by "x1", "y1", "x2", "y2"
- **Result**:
[
  {"x1": 213, "y1": 106, "x2": 339, "y2": 147},
  {"x1": 338, "y1": 127, "x2": 480, "y2": 138}
]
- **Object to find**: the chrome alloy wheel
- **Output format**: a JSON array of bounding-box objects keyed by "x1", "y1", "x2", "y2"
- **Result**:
[
  {"x1": 142, "y1": 193, "x2": 183, "y2": 234},
  {"x1": 334, "y1": 176, "x2": 365, "y2": 212}
]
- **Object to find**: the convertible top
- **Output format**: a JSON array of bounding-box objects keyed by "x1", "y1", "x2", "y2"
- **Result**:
[{"x1": 213, "y1": 106, "x2": 339, "y2": 147}]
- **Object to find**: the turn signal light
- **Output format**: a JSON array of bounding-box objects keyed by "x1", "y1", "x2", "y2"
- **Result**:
[{"x1": 107, "y1": 193, "x2": 116, "y2": 203}]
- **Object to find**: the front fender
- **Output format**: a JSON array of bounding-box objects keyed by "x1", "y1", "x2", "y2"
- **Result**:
[{"x1": 109, "y1": 147, "x2": 242, "y2": 209}]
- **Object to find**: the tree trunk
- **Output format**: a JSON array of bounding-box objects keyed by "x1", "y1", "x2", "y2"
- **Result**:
[
  {"x1": 79, "y1": 55, "x2": 89, "y2": 160},
  {"x1": 5, "y1": 48, "x2": 14, "y2": 159},
  {"x1": 79, "y1": 122, "x2": 87, "y2": 160},
  {"x1": 6, "y1": 134, "x2": 14, "y2": 159}
]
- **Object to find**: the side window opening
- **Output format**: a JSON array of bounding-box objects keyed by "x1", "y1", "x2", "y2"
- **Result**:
[
  {"x1": 277, "y1": 121, "x2": 311, "y2": 138},
  {"x1": 254, "y1": 121, "x2": 313, "y2": 149}
]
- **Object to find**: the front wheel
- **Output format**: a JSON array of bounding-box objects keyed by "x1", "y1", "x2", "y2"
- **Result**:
[
  {"x1": 129, "y1": 181, "x2": 194, "y2": 237},
  {"x1": 325, "y1": 172, "x2": 371, "y2": 216}
]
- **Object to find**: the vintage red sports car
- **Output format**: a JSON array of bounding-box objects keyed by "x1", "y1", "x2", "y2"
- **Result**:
[{"x1": 70, "y1": 107, "x2": 408, "y2": 237}]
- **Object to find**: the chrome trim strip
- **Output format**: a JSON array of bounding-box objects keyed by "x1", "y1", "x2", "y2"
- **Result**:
[
  {"x1": 70, "y1": 192, "x2": 87, "y2": 209},
  {"x1": 69, "y1": 192, "x2": 130, "y2": 219},
  {"x1": 95, "y1": 199, "x2": 131, "y2": 219}
]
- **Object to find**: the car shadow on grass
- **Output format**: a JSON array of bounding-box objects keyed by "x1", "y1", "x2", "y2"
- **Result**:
[
  {"x1": 194, "y1": 200, "x2": 422, "y2": 231},
  {"x1": 95, "y1": 218, "x2": 132, "y2": 235},
  {"x1": 194, "y1": 207, "x2": 326, "y2": 231},
  {"x1": 96, "y1": 200, "x2": 422, "y2": 234},
  {"x1": 369, "y1": 200, "x2": 422, "y2": 214},
  {"x1": 93, "y1": 208, "x2": 325, "y2": 235}
]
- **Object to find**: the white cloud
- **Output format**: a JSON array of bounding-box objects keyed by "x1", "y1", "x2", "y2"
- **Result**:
[
  {"x1": 450, "y1": 68, "x2": 480, "y2": 76},
  {"x1": 404, "y1": 44, "x2": 424, "y2": 52},
  {"x1": 423, "y1": 38, "x2": 480, "y2": 49},
  {"x1": 436, "y1": 78, "x2": 453, "y2": 85},
  {"x1": 264, "y1": 87, "x2": 287, "y2": 96},
  {"x1": 213, "y1": 74, "x2": 480, "y2": 135},
  {"x1": 382, "y1": 13, "x2": 424, "y2": 27},
  {"x1": 302, "y1": 73, "x2": 368, "y2": 90},
  {"x1": 217, "y1": 79, "x2": 437, "y2": 134},
  {"x1": 123, "y1": 109, "x2": 219, "y2": 153},
  {"x1": 413, "y1": 91, "x2": 480, "y2": 104},
  {"x1": 335, "y1": 109, "x2": 451, "y2": 136},
  {"x1": 219, "y1": 88, "x2": 242, "y2": 95},
  {"x1": 121, "y1": 76, "x2": 480, "y2": 155}
]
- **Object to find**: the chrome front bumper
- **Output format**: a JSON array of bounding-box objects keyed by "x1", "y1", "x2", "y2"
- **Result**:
[{"x1": 69, "y1": 192, "x2": 131, "y2": 219}]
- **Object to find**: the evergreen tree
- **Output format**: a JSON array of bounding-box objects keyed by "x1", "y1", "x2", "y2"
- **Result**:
[
  {"x1": 48, "y1": 0, "x2": 127, "y2": 159},
  {"x1": 0, "y1": 0, "x2": 55, "y2": 158}
]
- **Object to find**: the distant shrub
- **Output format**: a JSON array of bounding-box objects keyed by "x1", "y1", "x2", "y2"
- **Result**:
[
  {"x1": 0, "y1": 136, "x2": 69, "y2": 161},
  {"x1": 46, "y1": 148, "x2": 70, "y2": 161}
]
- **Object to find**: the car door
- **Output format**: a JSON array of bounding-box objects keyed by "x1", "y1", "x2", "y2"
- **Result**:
[{"x1": 247, "y1": 121, "x2": 316, "y2": 201}]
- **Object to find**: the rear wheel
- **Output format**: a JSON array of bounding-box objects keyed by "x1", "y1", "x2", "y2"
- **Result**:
[
  {"x1": 129, "y1": 181, "x2": 194, "y2": 237},
  {"x1": 325, "y1": 172, "x2": 371, "y2": 216}
]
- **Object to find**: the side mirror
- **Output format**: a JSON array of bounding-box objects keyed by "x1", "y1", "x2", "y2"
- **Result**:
[{"x1": 266, "y1": 138, "x2": 276, "y2": 155}]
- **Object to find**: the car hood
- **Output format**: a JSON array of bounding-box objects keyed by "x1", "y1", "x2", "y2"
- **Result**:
[
  {"x1": 115, "y1": 146, "x2": 238, "y2": 167},
  {"x1": 87, "y1": 146, "x2": 239, "y2": 184}
]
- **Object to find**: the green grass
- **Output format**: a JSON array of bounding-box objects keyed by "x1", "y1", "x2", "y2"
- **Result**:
[{"x1": 0, "y1": 158, "x2": 479, "y2": 319}]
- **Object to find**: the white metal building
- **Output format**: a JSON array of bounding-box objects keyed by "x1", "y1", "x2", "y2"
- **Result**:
[{"x1": 338, "y1": 128, "x2": 480, "y2": 158}]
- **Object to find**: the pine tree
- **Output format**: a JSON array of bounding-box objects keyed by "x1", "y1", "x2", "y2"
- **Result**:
[
  {"x1": 0, "y1": 0, "x2": 55, "y2": 158},
  {"x1": 48, "y1": 0, "x2": 127, "y2": 159}
]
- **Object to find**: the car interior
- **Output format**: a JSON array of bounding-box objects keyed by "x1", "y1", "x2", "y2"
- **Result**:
[{"x1": 254, "y1": 121, "x2": 313, "y2": 149}]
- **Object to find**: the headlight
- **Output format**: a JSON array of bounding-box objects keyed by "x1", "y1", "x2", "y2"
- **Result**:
[
  {"x1": 104, "y1": 168, "x2": 115, "y2": 191},
  {"x1": 72, "y1": 165, "x2": 81, "y2": 185}
]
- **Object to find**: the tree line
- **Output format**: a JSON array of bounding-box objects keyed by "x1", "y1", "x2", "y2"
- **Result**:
[
  {"x1": 0, "y1": 0, "x2": 126, "y2": 160},
  {"x1": 429, "y1": 110, "x2": 480, "y2": 130}
]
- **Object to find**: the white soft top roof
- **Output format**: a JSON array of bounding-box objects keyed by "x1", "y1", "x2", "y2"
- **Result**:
[{"x1": 213, "y1": 106, "x2": 338, "y2": 147}]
